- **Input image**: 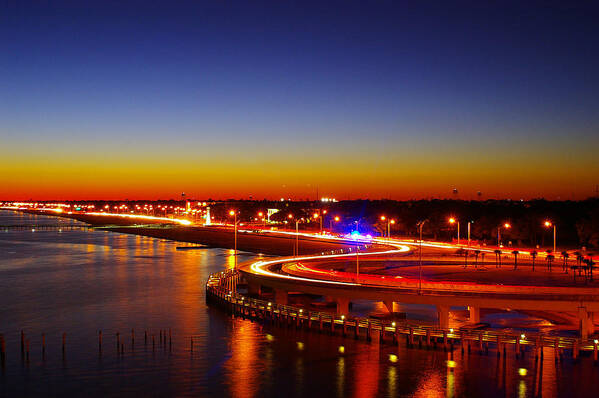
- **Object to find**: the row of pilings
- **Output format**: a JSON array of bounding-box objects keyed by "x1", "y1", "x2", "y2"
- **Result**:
[{"x1": 0, "y1": 328, "x2": 172, "y2": 371}]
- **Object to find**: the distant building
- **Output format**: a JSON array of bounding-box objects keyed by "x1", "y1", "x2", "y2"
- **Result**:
[{"x1": 267, "y1": 208, "x2": 279, "y2": 223}]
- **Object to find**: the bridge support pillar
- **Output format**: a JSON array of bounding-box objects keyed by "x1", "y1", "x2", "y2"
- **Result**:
[
  {"x1": 578, "y1": 307, "x2": 594, "y2": 339},
  {"x1": 248, "y1": 282, "x2": 261, "y2": 296},
  {"x1": 468, "y1": 306, "x2": 480, "y2": 324},
  {"x1": 383, "y1": 301, "x2": 400, "y2": 314},
  {"x1": 437, "y1": 305, "x2": 450, "y2": 329},
  {"x1": 336, "y1": 298, "x2": 350, "y2": 316},
  {"x1": 274, "y1": 289, "x2": 288, "y2": 305}
]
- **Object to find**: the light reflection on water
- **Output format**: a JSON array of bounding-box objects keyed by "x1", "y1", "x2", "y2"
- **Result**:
[{"x1": 1, "y1": 210, "x2": 598, "y2": 397}]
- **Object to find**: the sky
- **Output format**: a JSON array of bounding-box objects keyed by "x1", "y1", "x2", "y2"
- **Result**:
[{"x1": 1, "y1": 1, "x2": 598, "y2": 200}]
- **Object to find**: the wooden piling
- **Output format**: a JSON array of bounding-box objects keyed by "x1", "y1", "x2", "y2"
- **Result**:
[
  {"x1": 319, "y1": 314, "x2": 323, "y2": 332},
  {"x1": 131, "y1": 329, "x2": 135, "y2": 347},
  {"x1": 190, "y1": 337, "x2": 193, "y2": 352},
  {"x1": 99, "y1": 330, "x2": 102, "y2": 352},
  {"x1": 496, "y1": 335, "x2": 501, "y2": 357},
  {"x1": 478, "y1": 332, "x2": 483, "y2": 353},
  {"x1": 144, "y1": 330, "x2": 148, "y2": 345},
  {"x1": 62, "y1": 332, "x2": 66, "y2": 356},
  {"x1": 367, "y1": 320, "x2": 372, "y2": 341},
  {"x1": 21, "y1": 330, "x2": 24, "y2": 354},
  {"x1": 0, "y1": 334, "x2": 5, "y2": 361},
  {"x1": 42, "y1": 333, "x2": 46, "y2": 356}
]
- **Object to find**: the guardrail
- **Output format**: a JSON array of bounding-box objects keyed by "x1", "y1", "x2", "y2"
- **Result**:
[
  {"x1": 1, "y1": 224, "x2": 91, "y2": 231},
  {"x1": 206, "y1": 269, "x2": 599, "y2": 362}
]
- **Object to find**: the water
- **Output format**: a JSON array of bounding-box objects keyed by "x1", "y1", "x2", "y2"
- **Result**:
[{"x1": 1, "y1": 210, "x2": 598, "y2": 397}]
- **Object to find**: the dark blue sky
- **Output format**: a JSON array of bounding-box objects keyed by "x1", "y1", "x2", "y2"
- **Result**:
[{"x1": 1, "y1": 1, "x2": 598, "y2": 199}]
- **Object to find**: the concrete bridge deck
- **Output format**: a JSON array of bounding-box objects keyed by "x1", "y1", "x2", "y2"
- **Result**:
[{"x1": 240, "y1": 240, "x2": 599, "y2": 337}]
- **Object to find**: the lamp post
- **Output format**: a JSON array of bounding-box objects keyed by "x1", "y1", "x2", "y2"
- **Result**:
[
  {"x1": 497, "y1": 223, "x2": 510, "y2": 247},
  {"x1": 417, "y1": 219, "x2": 428, "y2": 294},
  {"x1": 467, "y1": 221, "x2": 473, "y2": 246},
  {"x1": 288, "y1": 213, "x2": 297, "y2": 256},
  {"x1": 380, "y1": 216, "x2": 396, "y2": 239},
  {"x1": 229, "y1": 210, "x2": 237, "y2": 269},
  {"x1": 258, "y1": 211, "x2": 266, "y2": 229},
  {"x1": 544, "y1": 221, "x2": 556, "y2": 253},
  {"x1": 330, "y1": 216, "x2": 340, "y2": 231},
  {"x1": 449, "y1": 217, "x2": 460, "y2": 245},
  {"x1": 313, "y1": 212, "x2": 321, "y2": 234},
  {"x1": 349, "y1": 242, "x2": 359, "y2": 283},
  {"x1": 296, "y1": 219, "x2": 299, "y2": 256}
]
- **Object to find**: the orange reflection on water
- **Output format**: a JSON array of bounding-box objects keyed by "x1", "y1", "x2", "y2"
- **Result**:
[
  {"x1": 352, "y1": 344, "x2": 380, "y2": 398},
  {"x1": 227, "y1": 249, "x2": 236, "y2": 270},
  {"x1": 227, "y1": 321, "x2": 262, "y2": 398},
  {"x1": 337, "y1": 357, "x2": 345, "y2": 397},
  {"x1": 412, "y1": 370, "x2": 444, "y2": 398}
]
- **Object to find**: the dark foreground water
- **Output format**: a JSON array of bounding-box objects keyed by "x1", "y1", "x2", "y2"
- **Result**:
[{"x1": 1, "y1": 210, "x2": 598, "y2": 398}]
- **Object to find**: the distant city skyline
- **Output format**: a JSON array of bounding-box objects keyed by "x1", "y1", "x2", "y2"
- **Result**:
[{"x1": 2, "y1": 1, "x2": 598, "y2": 200}]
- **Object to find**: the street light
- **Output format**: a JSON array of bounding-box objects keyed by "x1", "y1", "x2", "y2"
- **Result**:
[
  {"x1": 229, "y1": 210, "x2": 237, "y2": 269},
  {"x1": 313, "y1": 212, "x2": 323, "y2": 234},
  {"x1": 356, "y1": 243, "x2": 360, "y2": 283},
  {"x1": 417, "y1": 220, "x2": 428, "y2": 294},
  {"x1": 330, "y1": 216, "x2": 340, "y2": 232},
  {"x1": 544, "y1": 220, "x2": 556, "y2": 253},
  {"x1": 288, "y1": 214, "x2": 299, "y2": 256},
  {"x1": 448, "y1": 217, "x2": 460, "y2": 245},
  {"x1": 295, "y1": 219, "x2": 299, "y2": 256},
  {"x1": 498, "y1": 223, "x2": 510, "y2": 247},
  {"x1": 380, "y1": 216, "x2": 396, "y2": 239},
  {"x1": 467, "y1": 220, "x2": 473, "y2": 246}
]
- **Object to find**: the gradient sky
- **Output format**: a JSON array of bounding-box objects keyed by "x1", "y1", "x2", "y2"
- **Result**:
[{"x1": 1, "y1": 1, "x2": 598, "y2": 200}]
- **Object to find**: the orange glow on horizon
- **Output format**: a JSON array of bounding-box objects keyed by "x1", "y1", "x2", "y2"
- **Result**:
[{"x1": 1, "y1": 144, "x2": 597, "y2": 201}]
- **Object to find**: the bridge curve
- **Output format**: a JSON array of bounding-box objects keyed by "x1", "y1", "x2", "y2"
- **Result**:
[{"x1": 240, "y1": 238, "x2": 599, "y2": 337}]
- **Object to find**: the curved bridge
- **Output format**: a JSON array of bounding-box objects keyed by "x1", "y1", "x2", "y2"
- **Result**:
[{"x1": 240, "y1": 237, "x2": 599, "y2": 338}]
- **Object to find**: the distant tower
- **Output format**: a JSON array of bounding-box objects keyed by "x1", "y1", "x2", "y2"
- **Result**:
[
  {"x1": 477, "y1": 191, "x2": 482, "y2": 200},
  {"x1": 452, "y1": 188, "x2": 458, "y2": 198},
  {"x1": 205, "y1": 207, "x2": 211, "y2": 225}
]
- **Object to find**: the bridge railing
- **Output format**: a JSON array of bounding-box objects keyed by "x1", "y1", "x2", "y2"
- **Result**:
[{"x1": 206, "y1": 269, "x2": 599, "y2": 361}]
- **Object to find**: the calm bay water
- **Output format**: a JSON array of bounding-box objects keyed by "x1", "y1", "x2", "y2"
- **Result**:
[{"x1": 1, "y1": 210, "x2": 597, "y2": 397}]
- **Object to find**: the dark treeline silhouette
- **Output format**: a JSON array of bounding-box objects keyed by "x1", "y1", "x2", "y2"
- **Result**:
[{"x1": 7, "y1": 198, "x2": 599, "y2": 249}]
